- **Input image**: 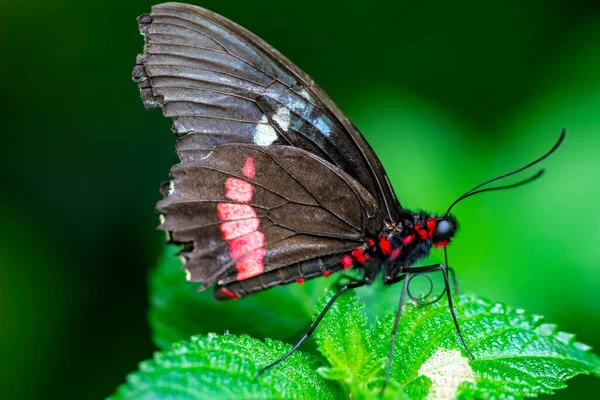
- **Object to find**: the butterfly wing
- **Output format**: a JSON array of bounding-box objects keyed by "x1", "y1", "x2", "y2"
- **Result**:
[
  {"x1": 133, "y1": 2, "x2": 401, "y2": 220},
  {"x1": 158, "y1": 144, "x2": 383, "y2": 298}
]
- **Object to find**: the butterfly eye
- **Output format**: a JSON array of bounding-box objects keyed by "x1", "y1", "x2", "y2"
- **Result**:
[{"x1": 433, "y1": 219, "x2": 454, "y2": 241}]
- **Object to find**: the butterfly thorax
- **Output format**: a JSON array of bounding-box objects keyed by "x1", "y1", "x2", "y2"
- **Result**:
[{"x1": 348, "y1": 211, "x2": 458, "y2": 283}]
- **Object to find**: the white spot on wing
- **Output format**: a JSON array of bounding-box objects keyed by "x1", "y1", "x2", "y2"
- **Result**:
[
  {"x1": 168, "y1": 181, "x2": 175, "y2": 195},
  {"x1": 158, "y1": 214, "x2": 165, "y2": 225},
  {"x1": 290, "y1": 97, "x2": 309, "y2": 115},
  {"x1": 272, "y1": 107, "x2": 291, "y2": 131},
  {"x1": 200, "y1": 149, "x2": 214, "y2": 160},
  {"x1": 314, "y1": 116, "x2": 332, "y2": 136},
  {"x1": 288, "y1": 91, "x2": 332, "y2": 137},
  {"x1": 418, "y1": 349, "x2": 475, "y2": 400},
  {"x1": 299, "y1": 89, "x2": 312, "y2": 101},
  {"x1": 184, "y1": 267, "x2": 191, "y2": 281},
  {"x1": 253, "y1": 115, "x2": 278, "y2": 146}
]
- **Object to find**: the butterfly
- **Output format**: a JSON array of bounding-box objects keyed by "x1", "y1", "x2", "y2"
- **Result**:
[{"x1": 132, "y1": 2, "x2": 565, "y2": 392}]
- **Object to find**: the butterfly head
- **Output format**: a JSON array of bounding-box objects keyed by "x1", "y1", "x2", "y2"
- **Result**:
[
  {"x1": 399, "y1": 211, "x2": 458, "y2": 249},
  {"x1": 430, "y1": 215, "x2": 457, "y2": 248}
]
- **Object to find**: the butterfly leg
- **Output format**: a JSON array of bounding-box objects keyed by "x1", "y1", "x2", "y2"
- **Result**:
[
  {"x1": 402, "y1": 264, "x2": 472, "y2": 358},
  {"x1": 379, "y1": 263, "x2": 471, "y2": 395},
  {"x1": 400, "y1": 264, "x2": 459, "y2": 296},
  {"x1": 448, "y1": 266, "x2": 460, "y2": 296},
  {"x1": 255, "y1": 280, "x2": 368, "y2": 379},
  {"x1": 387, "y1": 264, "x2": 459, "y2": 295},
  {"x1": 380, "y1": 270, "x2": 411, "y2": 395},
  {"x1": 379, "y1": 264, "x2": 442, "y2": 394},
  {"x1": 406, "y1": 265, "x2": 473, "y2": 358},
  {"x1": 383, "y1": 263, "x2": 445, "y2": 285},
  {"x1": 333, "y1": 273, "x2": 366, "y2": 289},
  {"x1": 440, "y1": 264, "x2": 474, "y2": 359}
]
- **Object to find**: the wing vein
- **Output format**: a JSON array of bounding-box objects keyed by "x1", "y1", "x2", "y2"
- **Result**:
[
  {"x1": 145, "y1": 62, "x2": 267, "y2": 88},
  {"x1": 231, "y1": 145, "x2": 363, "y2": 232}
]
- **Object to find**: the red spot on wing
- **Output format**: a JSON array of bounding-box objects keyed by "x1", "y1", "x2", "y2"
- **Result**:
[
  {"x1": 220, "y1": 287, "x2": 238, "y2": 300},
  {"x1": 379, "y1": 236, "x2": 392, "y2": 256},
  {"x1": 220, "y1": 218, "x2": 260, "y2": 240},
  {"x1": 391, "y1": 248, "x2": 401, "y2": 260},
  {"x1": 217, "y1": 203, "x2": 256, "y2": 220},
  {"x1": 225, "y1": 177, "x2": 254, "y2": 202},
  {"x1": 417, "y1": 229, "x2": 428, "y2": 240},
  {"x1": 434, "y1": 240, "x2": 449, "y2": 248},
  {"x1": 242, "y1": 156, "x2": 255, "y2": 178},
  {"x1": 341, "y1": 255, "x2": 353, "y2": 270},
  {"x1": 323, "y1": 270, "x2": 332, "y2": 277},
  {"x1": 367, "y1": 238, "x2": 375, "y2": 247},
  {"x1": 427, "y1": 219, "x2": 436, "y2": 238},
  {"x1": 228, "y1": 231, "x2": 265, "y2": 259},
  {"x1": 402, "y1": 234, "x2": 415, "y2": 246},
  {"x1": 235, "y1": 248, "x2": 267, "y2": 280},
  {"x1": 296, "y1": 278, "x2": 305, "y2": 284},
  {"x1": 217, "y1": 156, "x2": 266, "y2": 281}
]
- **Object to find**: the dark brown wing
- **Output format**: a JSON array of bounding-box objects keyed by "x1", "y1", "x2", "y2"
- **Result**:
[
  {"x1": 133, "y1": 2, "x2": 401, "y2": 220},
  {"x1": 157, "y1": 144, "x2": 383, "y2": 298}
]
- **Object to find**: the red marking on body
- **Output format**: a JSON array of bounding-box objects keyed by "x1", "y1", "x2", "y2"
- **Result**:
[
  {"x1": 427, "y1": 219, "x2": 436, "y2": 238},
  {"x1": 390, "y1": 248, "x2": 401, "y2": 260},
  {"x1": 220, "y1": 287, "x2": 238, "y2": 300},
  {"x1": 220, "y1": 218, "x2": 260, "y2": 240},
  {"x1": 341, "y1": 255, "x2": 353, "y2": 270},
  {"x1": 217, "y1": 203, "x2": 256, "y2": 220},
  {"x1": 434, "y1": 240, "x2": 449, "y2": 248},
  {"x1": 367, "y1": 238, "x2": 375, "y2": 247},
  {"x1": 225, "y1": 177, "x2": 254, "y2": 202},
  {"x1": 296, "y1": 278, "x2": 305, "y2": 284},
  {"x1": 417, "y1": 229, "x2": 428, "y2": 240},
  {"x1": 379, "y1": 236, "x2": 392, "y2": 256},
  {"x1": 351, "y1": 248, "x2": 367, "y2": 264},
  {"x1": 323, "y1": 270, "x2": 332, "y2": 277},
  {"x1": 402, "y1": 234, "x2": 415, "y2": 246},
  {"x1": 242, "y1": 157, "x2": 255, "y2": 178}
]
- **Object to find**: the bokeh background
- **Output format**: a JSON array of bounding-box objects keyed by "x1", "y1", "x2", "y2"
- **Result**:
[{"x1": 2, "y1": 0, "x2": 599, "y2": 398}]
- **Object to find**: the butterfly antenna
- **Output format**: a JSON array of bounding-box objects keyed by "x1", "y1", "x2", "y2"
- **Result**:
[{"x1": 445, "y1": 129, "x2": 566, "y2": 216}]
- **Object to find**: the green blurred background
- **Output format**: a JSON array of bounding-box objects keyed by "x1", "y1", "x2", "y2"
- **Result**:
[{"x1": 2, "y1": 0, "x2": 599, "y2": 398}]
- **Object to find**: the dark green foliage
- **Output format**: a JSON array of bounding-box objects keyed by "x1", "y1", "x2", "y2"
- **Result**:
[{"x1": 149, "y1": 246, "x2": 328, "y2": 350}]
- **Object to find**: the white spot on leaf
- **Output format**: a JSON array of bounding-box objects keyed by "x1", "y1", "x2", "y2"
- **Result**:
[
  {"x1": 418, "y1": 349, "x2": 475, "y2": 400},
  {"x1": 272, "y1": 107, "x2": 291, "y2": 131},
  {"x1": 253, "y1": 115, "x2": 278, "y2": 146}
]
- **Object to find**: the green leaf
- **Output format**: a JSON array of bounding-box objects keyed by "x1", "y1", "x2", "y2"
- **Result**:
[
  {"x1": 119, "y1": 272, "x2": 600, "y2": 400},
  {"x1": 109, "y1": 333, "x2": 339, "y2": 400},
  {"x1": 146, "y1": 248, "x2": 600, "y2": 399},
  {"x1": 149, "y1": 245, "x2": 328, "y2": 350},
  {"x1": 309, "y1": 290, "x2": 600, "y2": 399},
  {"x1": 370, "y1": 294, "x2": 600, "y2": 399},
  {"x1": 313, "y1": 291, "x2": 400, "y2": 399}
]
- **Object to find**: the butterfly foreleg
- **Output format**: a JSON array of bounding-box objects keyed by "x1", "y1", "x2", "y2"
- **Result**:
[
  {"x1": 379, "y1": 263, "x2": 471, "y2": 395},
  {"x1": 255, "y1": 280, "x2": 368, "y2": 379}
]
